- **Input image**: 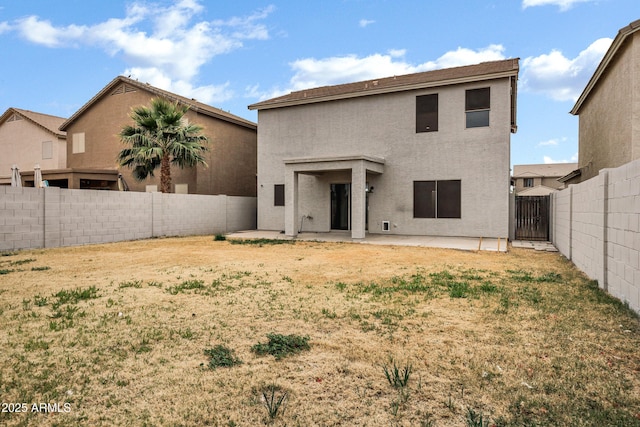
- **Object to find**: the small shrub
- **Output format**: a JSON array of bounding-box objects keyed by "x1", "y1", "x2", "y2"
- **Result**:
[
  {"x1": 166, "y1": 279, "x2": 205, "y2": 295},
  {"x1": 383, "y1": 358, "x2": 412, "y2": 388},
  {"x1": 0, "y1": 269, "x2": 13, "y2": 275},
  {"x1": 31, "y1": 266, "x2": 51, "y2": 271},
  {"x1": 214, "y1": 234, "x2": 226, "y2": 241},
  {"x1": 258, "y1": 384, "x2": 288, "y2": 420},
  {"x1": 252, "y1": 333, "x2": 310, "y2": 360},
  {"x1": 204, "y1": 345, "x2": 242, "y2": 369},
  {"x1": 449, "y1": 281, "x2": 470, "y2": 298}
]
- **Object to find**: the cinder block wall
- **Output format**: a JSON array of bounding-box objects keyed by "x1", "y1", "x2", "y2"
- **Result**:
[
  {"x1": 551, "y1": 158, "x2": 640, "y2": 314},
  {"x1": 0, "y1": 187, "x2": 256, "y2": 251}
]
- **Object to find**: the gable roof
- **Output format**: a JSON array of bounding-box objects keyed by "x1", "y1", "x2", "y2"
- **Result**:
[
  {"x1": 571, "y1": 19, "x2": 640, "y2": 115},
  {"x1": 0, "y1": 108, "x2": 66, "y2": 138},
  {"x1": 248, "y1": 58, "x2": 520, "y2": 111},
  {"x1": 517, "y1": 185, "x2": 558, "y2": 196},
  {"x1": 512, "y1": 163, "x2": 578, "y2": 178},
  {"x1": 59, "y1": 76, "x2": 256, "y2": 131}
]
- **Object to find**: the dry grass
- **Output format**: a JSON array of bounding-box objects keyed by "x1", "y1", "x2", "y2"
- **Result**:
[{"x1": 0, "y1": 236, "x2": 639, "y2": 427}]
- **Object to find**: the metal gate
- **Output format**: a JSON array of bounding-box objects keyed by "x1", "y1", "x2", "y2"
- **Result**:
[{"x1": 515, "y1": 196, "x2": 550, "y2": 241}]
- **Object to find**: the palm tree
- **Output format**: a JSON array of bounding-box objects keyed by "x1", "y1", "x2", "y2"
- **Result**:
[{"x1": 117, "y1": 98, "x2": 209, "y2": 193}]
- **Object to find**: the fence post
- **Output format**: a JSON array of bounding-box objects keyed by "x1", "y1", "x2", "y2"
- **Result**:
[
  {"x1": 600, "y1": 169, "x2": 609, "y2": 291},
  {"x1": 43, "y1": 187, "x2": 61, "y2": 248}
]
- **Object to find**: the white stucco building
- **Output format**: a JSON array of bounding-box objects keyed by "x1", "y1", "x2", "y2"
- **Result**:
[{"x1": 249, "y1": 59, "x2": 519, "y2": 239}]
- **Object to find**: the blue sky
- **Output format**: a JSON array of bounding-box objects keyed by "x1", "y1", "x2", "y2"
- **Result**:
[{"x1": 0, "y1": 0, "x2": 637, "y2": 167}]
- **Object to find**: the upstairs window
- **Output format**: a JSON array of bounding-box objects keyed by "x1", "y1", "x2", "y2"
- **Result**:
[
  {"x1": 465, "y1": 87, "x2": 490, "y2": 128},
  {"x1": 524, "y1": 178, "x2": 534, "y2": 188},
  {"x1": 274, "y1": 184, "x2": 285, "y2": 206},
  {"x1": 416, "y1": 94, "x2": 438, "y2": 133},
  {"x1": 414, "y1": 180, "x2": 461, "y2": 219},
  {"x1": 72, "y1": 133, "x2": 85, "y2": 153}
]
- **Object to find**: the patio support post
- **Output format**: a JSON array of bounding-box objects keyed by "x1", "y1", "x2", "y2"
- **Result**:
[
  {"x1": 351, "y1": 160, "x2": 366, "y2": 239},
  {"x1": 284, "y1": 168, "x2": 298, "y2": 237}
]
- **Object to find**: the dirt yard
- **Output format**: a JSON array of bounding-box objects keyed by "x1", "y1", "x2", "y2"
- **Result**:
[{"x1": 0, "y1": 236, "x2": 639, "y2": 426}]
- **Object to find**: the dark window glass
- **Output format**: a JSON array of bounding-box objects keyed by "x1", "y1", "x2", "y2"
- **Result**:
[
  {"x1": 414, "y1": 180, "x2": 461, "y2": 219},
  {"x1": 466, "y1": 110, "x2": 490, "y2": 128},
  {"x1": 274, "y1": 184, "x2": 285, "y2": 206},
  {"x1": 524, "y1": 178, "x2": 534, "y2": 188},
  {"x1": 416, "y1": 94, "x2": 438, "y2": 133},
  {"x1": 436, "y1": 180, "x2": 461, "y2": 218},
  {"x1": 414, "y1": 181, "x2": 436, "y2": 218},
  {"x1": 465, "y1": 87, "x2": 490, "y2": 128},
  {"x1": 465, "y1": 88, "x2": 490, "y2": 110}
]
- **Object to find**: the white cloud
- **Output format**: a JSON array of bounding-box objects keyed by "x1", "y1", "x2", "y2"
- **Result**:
[
  {"x1": 256, "y1": 44, "x2": 506, "y2": 99},
  {"x1": 10, "y1": 1, "x2": 273, "y2": 102},
  {"x1": 543, "y1": 152, "x2": 578, "y2": 163},
  {"x1": 522, "y1": 0, "x2": 595, "y2": 11},
  {"x1": 538, "y1": 139, "x2": 559, "y2": 146},
  {"x1": 0, "y1": 21, "x2": 11, "y2": 34},
  {"x1": 359, "y1": 19, "x2": 375, "y2": 28},
  {"x1": 521, "y1": 38, "x2": 612, "y2": 101},
  {"x1": 124, "y1": 67, "x2": 233, "y2": 104}
]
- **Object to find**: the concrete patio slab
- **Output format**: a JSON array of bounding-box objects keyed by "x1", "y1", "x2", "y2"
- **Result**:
[
  {"x1": 511, "y1": 240, "x2": 558, "y2": 252},
  {"x1": 225, "y1": 230, "x2": 509, "y2": 252}
]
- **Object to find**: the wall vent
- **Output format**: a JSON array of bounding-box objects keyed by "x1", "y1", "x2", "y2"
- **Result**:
[{"x1": 382, "y1": 221, "x2": 390, "y2": 232}]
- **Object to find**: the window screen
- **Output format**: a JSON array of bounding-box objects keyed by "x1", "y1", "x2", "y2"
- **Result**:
[
  {"x1": 414, "y1": 180, "x2": 461, "y2": 219},
  {"x1": 436, "y1": 180, "x2": 461, "y2": 218},
  {"x1": 416, "y1": 94, "x2": 438, "y2": 133},
  {"x1": 274, "y1": 184, "x2": 285, "y2": 206}
]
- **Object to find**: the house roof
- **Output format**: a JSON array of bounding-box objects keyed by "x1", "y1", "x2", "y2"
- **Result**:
[
  {"x1": 517, "y1": 185, "x2": 558, "y2": 196},
  {"x1": 571, "y1": 19, "x2": 640, "y2": 115},
  {"x1": 512, "y1": 163, "x2": 578, "y2": 178},
  {"x1": 0, "y1": 108, "x2": 66, "y2": 138},
  {"x1": 248, "y1": 58, "x2": 520, "y2": 111},
  {"x1": 59, "y1": 76, "x2": 256, "y2": 131}
]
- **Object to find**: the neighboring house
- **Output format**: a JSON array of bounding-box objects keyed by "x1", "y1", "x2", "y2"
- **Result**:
[
  {"x1": 513, "y1": 163, "x2": 577, "y2": 196},
  {"x1": 58, "y1": 76, "x2": 257, "y2": 195},
  {"x1": 563, "y1": 19, "x2": 640, "y2": 184},
  {"x1": 249, "y1": 59, "x2": 519, "y2": 239},
  {"x1": 0, "y1": 108, "x2": 66, "y2": 186}
]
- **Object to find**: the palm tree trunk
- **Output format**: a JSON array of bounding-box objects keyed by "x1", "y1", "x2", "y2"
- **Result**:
[{"x1": 160, "y1": 153, "x2": 171, "y2": 193}]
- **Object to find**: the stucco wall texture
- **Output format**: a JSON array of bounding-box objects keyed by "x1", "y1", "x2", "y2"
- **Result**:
[
  {"x1": 576, "y1": 31, "x2": 640, "y2": 182},
  {"x1": 65, "y1": 84, "x2": 257, "y2": 197},
  {"x1": 551, "y1": 157, "x2": 640, "y2": 314},
  {"x1": 257, "y1": 79, "x2": 513, "y2": 239},
  {"x1": 0, "y1": 186, "x2": 256, "y2": 251}
]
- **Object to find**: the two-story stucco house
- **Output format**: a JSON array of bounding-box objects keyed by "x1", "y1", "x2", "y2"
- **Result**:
[
  {"x1": 249, "y1": 59, "x2": 519, "y2": 239},
  {"x1": 563, "y1": 19, "x2": 640, "y2": 184},
  {"x1": 513, "y1": 163, "x2": 577, "y2": 196},
  {"x1": 59, "y1": 76, "x2": 257, "y2": 195},
  {"x1": 0, "y1": 108, "x2": 66, "y2": 186}
]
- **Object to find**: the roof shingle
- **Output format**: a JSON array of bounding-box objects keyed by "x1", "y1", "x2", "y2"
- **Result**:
[{"x1": 249, "y1": 58, "x2": 519, "y2": 110}]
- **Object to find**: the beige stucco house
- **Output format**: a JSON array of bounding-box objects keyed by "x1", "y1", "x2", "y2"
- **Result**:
[
  {"x1": 0, "y1": 108, "x2": 66, "y2": 186},
  {"x1": 249, "y1": 59, "x2": 519, "y2": 239},
  {"x1": 58, "y1": 76, "x2": 257, "y2": 195},
  {"x1": 564, "y1": 19, "x2": 640, "y2": 184},
  {"x1": 513, "y1": 163, "x2": 577, "y2": 196}
]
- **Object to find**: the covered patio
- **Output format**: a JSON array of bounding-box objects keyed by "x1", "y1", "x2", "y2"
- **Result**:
[{"x1": 284, "y1": 155, "x2": 384, "y2": 239}]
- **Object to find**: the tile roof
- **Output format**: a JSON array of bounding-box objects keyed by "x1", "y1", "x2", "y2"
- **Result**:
[
  {"x1": 249, "y1": 58, "x2": 519, "y2": 110},
  {"x1": 60, "y1": 76, "x2": 256, "y2": 131},
  {"x1": 0, "y1": 108, "x2": 66, "y2": 137}
]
